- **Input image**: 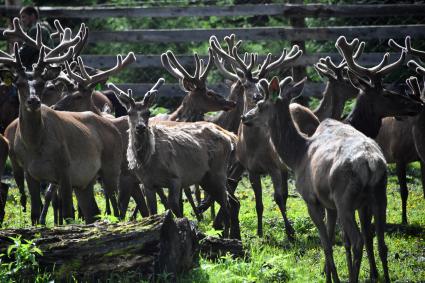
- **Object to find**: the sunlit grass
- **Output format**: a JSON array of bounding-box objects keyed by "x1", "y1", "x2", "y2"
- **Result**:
[{"x1": 1, "y1": 162, "x2": 424, "y2": 282}]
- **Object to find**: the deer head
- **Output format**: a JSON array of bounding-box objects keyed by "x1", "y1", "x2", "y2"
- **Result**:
[
  {"x1": 161, "y1": 49, "x2": 235, "y2": 114},
  {"x1": 336, "y1": 36, "x2": 423, "y2": 121},
  {"x1": 241, "y1": 76, "x2": 306, "y2": 128},
  {"x1": 108, "y1": 78, "x2": 165, "y2": 134},
  {"x1": 210, "y1": 34, "x2": 302, "y2": 111},
  {"x1": 53, "y1": 52, "x2": 136, "y2": 112}
]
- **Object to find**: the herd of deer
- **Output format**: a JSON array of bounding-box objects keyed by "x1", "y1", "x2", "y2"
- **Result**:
[{"x1": 0, "y1": 17, "x2": 424, "y2": 282}]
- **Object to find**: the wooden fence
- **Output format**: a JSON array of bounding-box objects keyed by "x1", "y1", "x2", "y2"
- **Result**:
[{"x1": 1, "y1": 3, "x2": 425, "y2": 98}]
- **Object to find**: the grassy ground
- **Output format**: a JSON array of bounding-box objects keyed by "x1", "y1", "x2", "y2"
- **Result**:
[{"x1": 1, "y1": 163, "x2": 424, "y2": 282}]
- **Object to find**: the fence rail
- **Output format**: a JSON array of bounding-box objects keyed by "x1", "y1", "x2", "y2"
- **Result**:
[
  {"x1": 1, "y1": 3, "x2": 424, "y2": 99},
  {"x1": 81, "y1": 52, "x2": 404, "y2": 69},
  {"x1": 1, "y1": 4, "x2": 424, "y2": 19}
]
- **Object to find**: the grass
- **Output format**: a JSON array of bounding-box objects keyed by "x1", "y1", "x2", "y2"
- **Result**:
[{"x1": 1, "y1": 163, "x2": 424, "y2": 282}]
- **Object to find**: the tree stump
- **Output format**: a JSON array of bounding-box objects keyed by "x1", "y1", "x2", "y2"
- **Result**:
[{"x1": 0, "y1": 210, "x2": 199, "y2": 281}]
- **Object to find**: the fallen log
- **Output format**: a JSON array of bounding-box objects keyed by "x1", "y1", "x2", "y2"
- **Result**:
[{"x1": 0, "y1": 210, "x2": 199, "y2": 281}]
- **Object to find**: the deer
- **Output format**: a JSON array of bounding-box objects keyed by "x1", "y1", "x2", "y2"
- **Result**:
[
  {"x1": 2, "y1": 37, "x2": 123, "y2": 225},
  {"x1": 241, "y1": 75, "x2": 391, "y2": 283},
  {"x1": 375, "y1": 36, "x2": 425, "y2": 224},
  {"x1": 50, "y1": 52, "x2": 151, "y2": 222},
  {"x1": 208, "y1": 34, "x2": 320, "y2": 240},
  {"x1": 108, "y1": 81, "x2": 241, "y2": 239}
]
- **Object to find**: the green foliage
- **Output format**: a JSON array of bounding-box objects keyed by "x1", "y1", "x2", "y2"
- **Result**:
[{"x1": 0, "y1": 236, "x2": 45, "y2": 282}]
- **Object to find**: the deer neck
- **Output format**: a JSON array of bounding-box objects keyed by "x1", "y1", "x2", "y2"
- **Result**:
[
  {"x1": 210, "y1": 84, "x2": 244, "y2": 134},
  {"x1": 345, "y1": 96, "x2": 381, "y2": 139},
  {"x1": 127, "y1": 122, "x2": 155, "y2": 170},
  {"x1": 18, "y1": 99, "x2": 43, "y2": 149},
  {"x1": 313, "y1": 81, "x2": 334, "y2": 121},
  {"x1": 270, "y1": 99, "x2": 308, "y2": 170},
  {"x1": 169, "y1": 96, "x2": 203, "y2": 122}
]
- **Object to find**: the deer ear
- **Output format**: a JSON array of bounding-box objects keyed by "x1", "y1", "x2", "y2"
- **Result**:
[
  {"x1": 269, "y1": 76, "x2": 280, "y2": 102},
  {"x1": 42, "y1": 65, "x2": 62, "y2": 81},
  {"x1": 287, "y1": 77, "x2": 307, "y2": 100}
]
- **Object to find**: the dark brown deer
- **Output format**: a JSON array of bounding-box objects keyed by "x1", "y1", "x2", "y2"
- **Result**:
[
  {"x1": 241, "y1": 76, "x2": 390, "y2": 283},
  {"x1": 3, "y1": 41, "x2": 123, "y2": 225},
  {"x1": 159, "y1": 48, "x2": 236, "y2": 121},
  {"x1": 108, "y1": 81, "x2": 241, "y2": 239},
  {"x1": 375, "y1": 36, "x2": 425, "y2": 224},
  {"x1": 209, "y1": 34, "x2": 319, "y2": 240}
]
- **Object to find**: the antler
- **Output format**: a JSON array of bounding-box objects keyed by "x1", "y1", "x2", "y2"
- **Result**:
[
  {"x1": 161, "y1": 49, "x2": 213, "y2": 87},
  {"x1": 65, "y1": 52, "x2": 136, "y2": 87},
  {"x1": 406, "y1": 76, "x2": 422, "y2": 98},
  {"x1": 255, "y1": 45, "x2": 302, "y2": 79},
  {"x1": 389, "y1": 36, "x2": 425, "y2": 61},
  {"x1": 315, "y1": 41, "x2": 365, "y2": 79},
  {"x1": 0, "y1": 43, "x2": 26, "y2": 73},
  {"x1": 336, "y1": 35, "x2": 406, "y2": 79},
  {"x1": 107, "y1": 78, "x2": 165, "y2": 106},
  {"x1": 407, "y1": 60, "x2": 425, "y2": 77},
  {"x1": 3, "y1": 18, "x2": 42, "y2": 50},
  {"x1": 209, "y1": 35, "x2": 240, "y2": 81}
]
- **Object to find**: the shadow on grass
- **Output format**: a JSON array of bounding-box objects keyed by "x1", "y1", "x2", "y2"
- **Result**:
[{"x1": 385, "y1": 223, "x2": 425, "y2": 237}]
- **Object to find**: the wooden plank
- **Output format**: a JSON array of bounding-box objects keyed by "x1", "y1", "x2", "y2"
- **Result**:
[
  {"x1": 109, "y1": 82, "x2": 326, "y2": 98},
  {"x1": 1, "y1": 25, "x2": 424, "y2": 42},
  {"x1": 78, "y1": 25, "x2": 425, "y2": 43},
  {"x1": 81, "y1": 52, "x2": 406, "y2": 69},
  {"x1": 1, "y1": 4, "x2": 424, "y2": 19}
]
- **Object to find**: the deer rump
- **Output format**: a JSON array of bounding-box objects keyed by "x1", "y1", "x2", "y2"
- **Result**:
[
  {"x1": 303, "y1": 119, "x2": 387, "y2": 206},
  {"x1": 129, "y1": 121, "x2": 234, "y2": 189},
  {"x1": 11, "y1": 106, "x2": 122, "y2": 187}
]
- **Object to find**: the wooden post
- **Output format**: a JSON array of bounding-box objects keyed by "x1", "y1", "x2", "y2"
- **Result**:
[{"x1": 289, "y1": 0, "x2": 309, "y2": 106}]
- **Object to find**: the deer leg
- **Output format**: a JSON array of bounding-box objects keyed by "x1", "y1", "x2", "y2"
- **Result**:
[
  {"x1": 100, "y1": 171, "x2": 120, "y2": 219},
  {"x1": 0, "y1": 182, "x2": 9, "y2": 225},
  {"x1": 74, "y1": 185, "x2": 100, "y2": 224},
  {"x1": 11, "y1": 161, "x2": 26, "y2": 212},
  {"x1": 157, "y1": 188, "x2": 168, "y2": 209},
  {"x1": 359, "y1": 205, "x2": 378, "y2": 282},
  {"x1": 396, "y1": 162, "x2": 408, "y2": 224},
  {"x1": 131, "y1": 184, "x2": 149, "y2": 219},
  {"x1": 307, "y1": 203, "x2": 339, "y2": 283},
  {"x1": 202, "y1": 175, "x2": 231, "y2": 238},
  {"x1": 145, "y1": 187, "x2": 157, "y2": 215},
  {"x1": 420, "y1": 160, "x2": 425, "y2": 199},
  {"x1": 323, "y1": 208, "x2": 337, "y2": 275},
  {"x1": 25, "y1": 173, "x2": 42, "y2": 225},
  {"x1": 40, "y1": 183, "x2": 57, "y2": 225},
  {"x1": 183, "y1": 186, "x2": 203, "y2": 221},
  {"x1": 52, "y1": 188, "x2": 60, "y2": 225},
  {"x1": 249, "y1": 172, "x2": 264, "y2": 237},
  {"x1": 167, "y1": 184, "x2": 182, "y2": 218},
  {"x1": 228, "y1": 191, "x2": 241, "y2": 240},
  {"x1": 118, "y1": 175, "x2": 132, "y2": 219},
  {"x1": 373, "y1": 178, "x2": 390, "y2": 283},
  {"x1": 337, "y1": 203, "x2": 363, "y2": 283},
  {"x1": 271, "y1": 170, "x2": 295, "y2": 241},
  {"x1": 194, "y1": 184, "x2": 202, "y2": 205},
  {"x1": 212, "y1": 162, "x2": 245, "y2": 230}
]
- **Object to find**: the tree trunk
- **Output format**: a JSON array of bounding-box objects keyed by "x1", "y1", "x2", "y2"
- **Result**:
[{"x1": 0, "y1": 210, "x2": 199, "y2": 281}]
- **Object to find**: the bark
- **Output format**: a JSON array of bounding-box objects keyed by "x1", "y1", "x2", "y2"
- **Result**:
[{"x1": 0, "y1": 210, "x2": 198, "y2": 281}]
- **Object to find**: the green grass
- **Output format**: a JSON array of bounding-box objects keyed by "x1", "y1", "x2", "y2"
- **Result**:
[{"x1": 1, "y1": 163, "x2": 424, "y2": 282}]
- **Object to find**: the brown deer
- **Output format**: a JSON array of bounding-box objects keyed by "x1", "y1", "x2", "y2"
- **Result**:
[
  {"x1": 209, "y1": 34, "x2": 319, "y2": 240},
  {"x1": 2, "y1": 41, "x2": 123, "y2": 225},
  {"x1": 50, "y1": 53, "x2": 151, "y2": 221},
  {"x1": 375, "y1": 36, "x2": 425, "y2": 224},
  {"x1": 108, "y1": 81, "x2": 241, "y2": 239},
  {"x1": 158, "y1": 48, "x2": 236, "y2": 121},
  {"x1": 241, "y1": 75, "x2": 390, "y2": 283}
]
